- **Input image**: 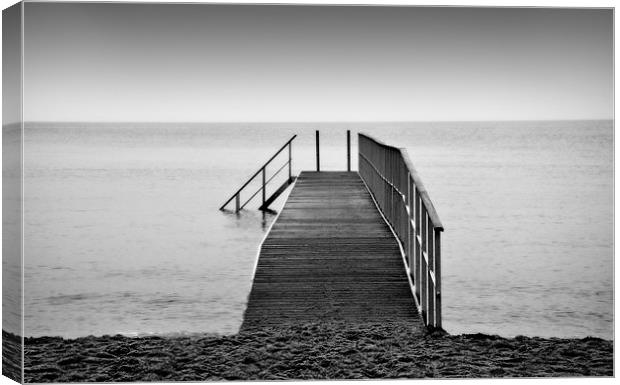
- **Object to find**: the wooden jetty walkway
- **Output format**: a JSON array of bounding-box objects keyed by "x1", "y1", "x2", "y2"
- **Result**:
[
  {"x1": 242, "y1": 171, "x2": 419, "y2": 328},
  {"x1": 221, "y1": 132, "x2": 444, "y2": 331}
]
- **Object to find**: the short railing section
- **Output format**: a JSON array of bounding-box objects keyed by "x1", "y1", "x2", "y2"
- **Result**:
[
  {"x1": 219, "y1": 135, "x2": 297, "y2": 213},
  {"x1": 358, "y1": 133, "x2": 444, "y2": 329}
]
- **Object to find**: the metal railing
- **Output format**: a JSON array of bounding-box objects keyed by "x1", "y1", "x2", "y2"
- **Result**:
[
  {"x1": 220, "y1": 135, "x2": 296, "y2": 213},
  {"x1": 358, "y1": 133, "x2": 444, "y2": 329}
]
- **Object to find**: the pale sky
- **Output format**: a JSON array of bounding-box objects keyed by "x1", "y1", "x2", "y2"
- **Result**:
[{"x1": 22, "y1": 3, "x2": 612, "y2": 122}]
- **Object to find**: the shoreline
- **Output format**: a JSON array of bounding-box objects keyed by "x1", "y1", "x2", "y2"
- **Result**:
[{"x1": 11, "y1": 322, "x2": 614, "y2": 382}]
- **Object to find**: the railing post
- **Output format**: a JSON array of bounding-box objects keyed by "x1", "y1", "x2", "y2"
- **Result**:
[
  {"x1": 434, "y1": 229, "x2": 442, "y2": 329},
  {"x1": 288, "y1": 142, "x2": 292, "y2": 181},
  {"x1": 407, "y1": 173, "x2": 415, "y2": 276},
  {"x1": 414, "y1": 190, "x2": 421, "y2": 303},
  {"x1": 347, "y1": 130, "x2": 351, "y2": 171},
  {"x1": 420, "y1": 208, "x2": 428, "y2": 324},
  {"x1": 427, "y1": 217, "x2": 435, "y2": 327},
  {"x1": 316, "y1": 130, "x2": 320, "y2": 172},
  {"x1": 262, "y1": 167, "x2": 266, "y2": 206},
  {"x1": 235, "y1": 194, "x2": 240, "y2": 213}
]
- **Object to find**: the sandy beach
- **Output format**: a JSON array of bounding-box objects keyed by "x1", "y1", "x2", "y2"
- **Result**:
[
  {"x1": 16, "y1": 322, "x2": 613, "y2": 382},
  {"x1": 2, "y1": 331, "x2": 21, "y2": 381}
]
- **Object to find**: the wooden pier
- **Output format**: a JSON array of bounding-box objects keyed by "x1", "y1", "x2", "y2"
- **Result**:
[
  {"x1": 222, "y1": 132, "x2": 444, "y2": 331},
  {"x1": 241, "y1": 171, "x2": 420, "y2": 329}
]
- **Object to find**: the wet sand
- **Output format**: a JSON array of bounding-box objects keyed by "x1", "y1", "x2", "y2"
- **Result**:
[{"x1": 16, "y1": 322, "x2": 613, "y2": 382}]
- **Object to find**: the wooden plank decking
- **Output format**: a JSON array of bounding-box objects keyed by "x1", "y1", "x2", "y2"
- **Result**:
[{"x1": 241, "y1": 171, "x2": 421, "y2": 330}]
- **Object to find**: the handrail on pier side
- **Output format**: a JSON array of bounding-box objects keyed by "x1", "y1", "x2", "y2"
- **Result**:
[
  {"x1": 358, "y1": 133, "x2": 444, "y2": 330},
  {"x1": 220, "y1": 135, "x2": 297, "y2": 213}
]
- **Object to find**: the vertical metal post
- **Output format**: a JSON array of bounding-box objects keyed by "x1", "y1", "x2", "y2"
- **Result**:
[
  {"x1": 235, "y1": 194, "x2": 240, "y2": 213},
  {"x1": 347, "y1": 130, "x2": 351, "y2": 171},
  {"x1": 315, "y1": 130, "x2": 320, "y2": 172},
  {"x1": 358, "y1": 134, "x2": 362, "y2": 174},
  {"x1": 427, "y1": 218, "x2": 435, "y2": 327},
  {"x1": 434, "y1": 229, "x2": 442, "y2": 329},
  {"x1": 408, "y1": 176, "x2": 414, "y2": 278},
  {"x1": 288, "y1": 142, "x2": 292, "y2": 180},
  {"x1": 414, "y1": 192, "x2": 421, "y2": 304},
  {"x1": 420, "y1": 208, "x2": 428, "y2": 325},
  {"x1": 261, "y1": 167, "x2": 266, "y2": 205}
]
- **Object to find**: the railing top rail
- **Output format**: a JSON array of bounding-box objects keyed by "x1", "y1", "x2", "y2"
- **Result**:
[
  {"x1": 219, "y1": 134, "x2": 297, "y2": 210},
  {"x1": 359, "y1": 132, "x2": 443, "y2": 231}
]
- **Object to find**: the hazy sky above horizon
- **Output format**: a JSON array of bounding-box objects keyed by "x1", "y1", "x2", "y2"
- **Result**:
[{"x1": 23, "y1": 3, "x2": 612, "y2": 122}]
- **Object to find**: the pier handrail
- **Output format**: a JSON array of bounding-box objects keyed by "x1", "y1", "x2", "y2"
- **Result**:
[
  {"x1": 220, "y1": 135, "x2": 297, "y2": 212},
  {"x1": 358, "y1": 132, "x2": 444, "y2": 329}
]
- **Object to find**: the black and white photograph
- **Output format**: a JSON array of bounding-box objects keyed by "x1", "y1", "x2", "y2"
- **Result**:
[{"x1": 1, "y1": 0, "x2": 615, "y2": 382}]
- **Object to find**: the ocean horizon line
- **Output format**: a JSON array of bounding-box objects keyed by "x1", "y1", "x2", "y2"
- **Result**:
[{"x1": 18, "y1": 118, "x2": 614, "y2": 126}]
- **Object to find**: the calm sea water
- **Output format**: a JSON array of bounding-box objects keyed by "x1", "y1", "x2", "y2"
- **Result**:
[{"x1": 14, "y1": 121, "x2": 613, "y2": 339}]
